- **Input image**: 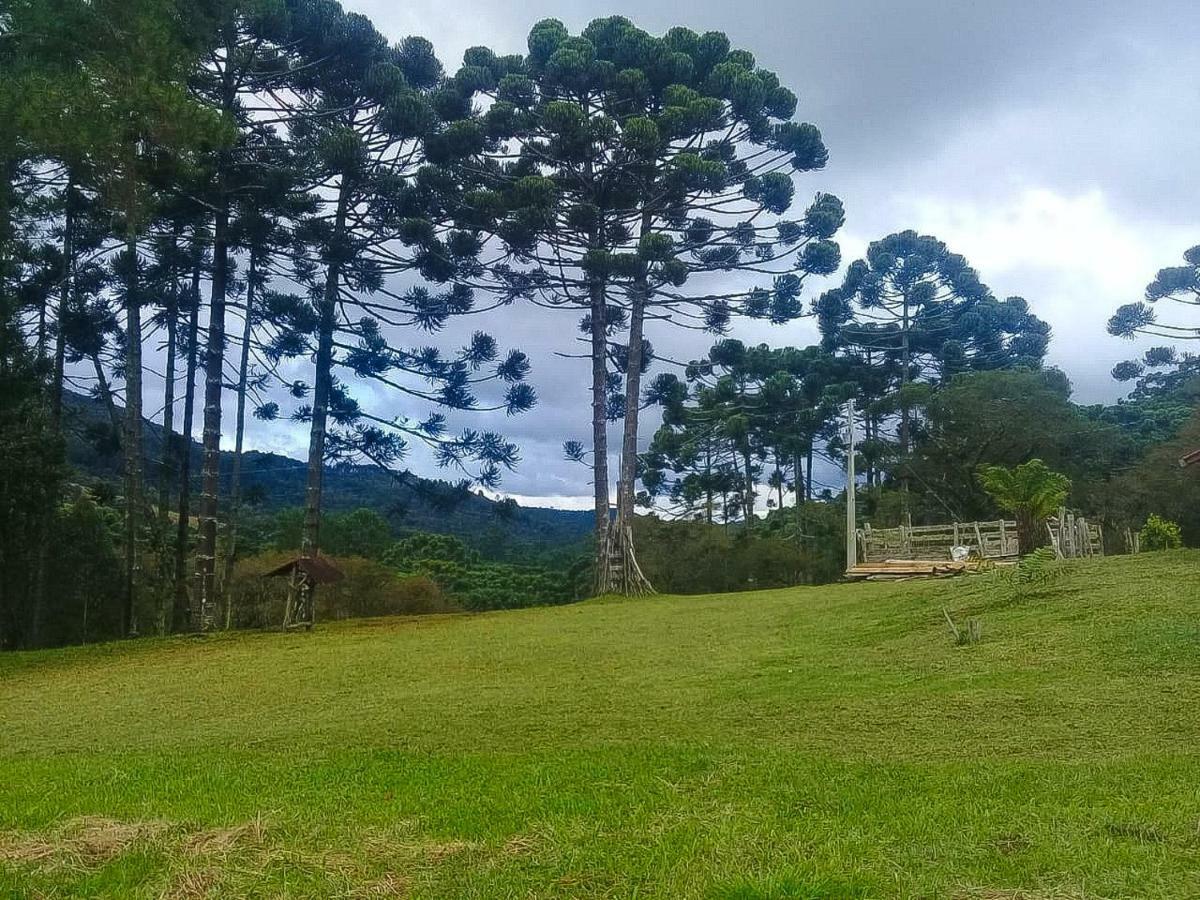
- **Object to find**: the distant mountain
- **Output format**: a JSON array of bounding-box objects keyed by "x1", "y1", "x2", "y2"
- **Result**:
[{"x1": 62, "y1": 390, "x2": 593, "y2": 551}]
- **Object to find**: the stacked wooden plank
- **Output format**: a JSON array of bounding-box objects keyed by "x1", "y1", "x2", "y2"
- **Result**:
[{"x1": 845, "y1": 558, "x2": 976, "y2": 581}]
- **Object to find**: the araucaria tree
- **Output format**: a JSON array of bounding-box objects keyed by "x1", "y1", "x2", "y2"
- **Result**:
[
  {"x1": 277, "y1": 10, "x2": 534, "y2": 627},
  {"x1": 641, "y1": 341, "x2": 854, "y2": 529},
  {"x1": 461, "y1": 17, "x2": 842, "y2": 594},
  {"x1": 817, "y1": 231, "x2": 1050, "y2": 501},
  {"x1": 1109, "y1": 245, "x2": 1200, "y2": 391}
]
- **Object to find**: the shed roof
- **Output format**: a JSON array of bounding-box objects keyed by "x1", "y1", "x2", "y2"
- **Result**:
[
  {"x1": 262, "y1": 556, "x2": 344, "y2": 584},
  {"x1": 1180, "y1": 447, "x2": 1200, "y2": 468}
]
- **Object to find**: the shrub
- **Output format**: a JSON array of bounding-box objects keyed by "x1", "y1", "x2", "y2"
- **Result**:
[
  {"x1": 226, "y1": 551, "x2": 459, "y2": 629},
  {"x1": 993, "y1": 545, "x2": 1065, "y2": 601},
  {"x1": 1140, "y1": 514, "x2": 1183, "y2": 551}
]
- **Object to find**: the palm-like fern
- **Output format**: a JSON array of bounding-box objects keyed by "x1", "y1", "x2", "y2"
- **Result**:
[{"x1": 977, "y1": 459, "x2": 1071, "y2": 554}]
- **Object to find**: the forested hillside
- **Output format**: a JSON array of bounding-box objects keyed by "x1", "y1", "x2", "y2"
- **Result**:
[{"x1": 63, "y1": 389, "x2": 592, "y2": 547}]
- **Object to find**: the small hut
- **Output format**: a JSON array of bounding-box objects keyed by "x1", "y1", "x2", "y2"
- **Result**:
[
  {"x1": 264, "y1": 556, "x2": 343, "y2": 629},
  {"x1": 1180, "y1": 448, "x2": 1200, "y2": 468}
]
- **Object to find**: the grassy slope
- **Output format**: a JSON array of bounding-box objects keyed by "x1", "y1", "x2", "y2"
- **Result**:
[{"x1": 2, "y1": 552, "x2": 1199, "y2": 898}]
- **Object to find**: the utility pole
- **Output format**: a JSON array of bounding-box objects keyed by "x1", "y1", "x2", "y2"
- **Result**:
[{"x1": 845, "y1": 399, "x2": 857, "y2": 572}]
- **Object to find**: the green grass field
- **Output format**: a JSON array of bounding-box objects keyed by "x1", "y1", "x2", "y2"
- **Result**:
[{"x1": 3, "y1": 552, "x2": 1200, "y2": 898}]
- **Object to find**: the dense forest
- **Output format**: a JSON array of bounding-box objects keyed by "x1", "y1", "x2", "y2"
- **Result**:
[{"x1": 2, "y1": 1, "x2": 1197, "y2": 650}]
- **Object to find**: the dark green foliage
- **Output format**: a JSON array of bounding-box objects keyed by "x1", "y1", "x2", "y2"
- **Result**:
[
  {"x1": 383, "y1": 533, "x2": 477, "y2": 568},
  {"x1": 0, "y1": 305, "x2": 66, "y2": 648},
  {"x1": 397, "y1": 559, "x2": 573, "y2": 612},
  {"x1": 633, "y1": 512, "x2": 844, "y2": 593},
  {"x1": 38, "y1": 492, "x2": 125, "y2": 647},
  {"x1": 899, "y1": 369, "x2": 1130, "y2": 525},
  {"x1": 381, "y1": 531, "x2": 575, "y2": 611}
]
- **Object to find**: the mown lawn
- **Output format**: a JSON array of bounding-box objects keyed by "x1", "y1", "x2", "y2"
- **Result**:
[{"x1": 2, "y1": 551, "x2": 1199, "y2": 898}]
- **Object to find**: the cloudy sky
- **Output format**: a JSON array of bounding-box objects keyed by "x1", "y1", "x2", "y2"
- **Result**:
[{"x1": 236, "y1": 0, "x2": 1199, "y2": 509}]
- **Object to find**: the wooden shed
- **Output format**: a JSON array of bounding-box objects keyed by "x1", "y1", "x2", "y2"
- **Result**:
[{"x1": 262, "y1": 556, "x2": 344, "y2": 583}]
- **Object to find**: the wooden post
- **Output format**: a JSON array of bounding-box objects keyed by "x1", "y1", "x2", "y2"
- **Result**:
[{"x1": 845, "y1": 399, "x2": 857, "y2": 572}]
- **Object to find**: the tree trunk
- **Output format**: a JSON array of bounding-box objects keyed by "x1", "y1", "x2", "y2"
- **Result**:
[
  {"x1": 704, "y1": 444, "x2": 713, "y2": 525},
  {"x1": 195, "y1": 199, "x2": 228, "y2": 631},
  {"x1": 743, "y1": 451, "x2": 754, "y2": 526},
  {"x1": 806, "y1": 442, "x2": 814, "y2": 503},
  {"x1": 899, "y1": 296, "x2": 911, "y2": 511},
  {"x1": 154, "y1": 265, "x2": 178, "y2": 635},
  {"x1": 219, "y1": 248, "x2": 257, "y2": 628},
  {"x1": 1016, "y1": 510, "x2": 1038, "y2": 556},
  {"x1": 617, "y1": 279, "x2": 646, "y2": 531},
  {"x1": 794, "y1": 451, "x2": 805, "y2": 542},
  {"x1": 123, "y1": 235, "x2": 143, "y2": 638},
  {"x1": 196, "y1": 57, "x2": 238, "y2": 632},
  {"x1": 91, "y1": 353, "x2": 122, "y2": 436},
  {"x1": 589, "y1": 276, "x2": 611, "y2": 593},
  {"x1": 173, "y1": 258, "x2": 201, "y2": 632},
  {"x1": 50, "y1": 176, "x2": 74, "y2": 427},
  {"x1": 610, "y1": 271, "x2": 653, "y2": 594},
  {"x1": 32, "y1": 175, "x2": 77, "y2": 647},
  {"x1": 292, "y1": 188, "x2": 350, "y2": 629}
]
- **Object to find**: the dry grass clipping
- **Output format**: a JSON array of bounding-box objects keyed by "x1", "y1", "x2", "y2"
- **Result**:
[
  {"x1": 350, "y1": 872, "x2": 409, "y2": 897},
  {"x1": 0, "y1": 816, "x2": 171, "y2": 868},
  {"x1": 159, "y1": 868, "x2": 219, "y2": 900}
]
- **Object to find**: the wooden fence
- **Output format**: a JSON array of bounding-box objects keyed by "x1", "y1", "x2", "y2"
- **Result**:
[
  {"x1": 1047, "y1": 510, "x2": 1103, "y2": 558},
  {"x1": 858, "y1": 520, "x2": 1019, "y2": 563},
  {"x1": 858, "y1": 511, "x2": 1104, "y2": 563}
]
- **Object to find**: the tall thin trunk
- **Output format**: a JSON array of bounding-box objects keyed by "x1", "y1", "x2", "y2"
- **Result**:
[
  {"x1": 617, "y1": 283, "x2": 646, "y2": 528},
  {"x1": 220, "y1": 248, "x2": 257, "y2": 628},
  {"x1": 32, "y1": 176, "x2": 77, "y2": 647},
  {"x1": 173, "y1": 260, "x2": 201, "y2": 632},
  {"x1": 123, "y1": 235, "x2": 144, "y2": 638},
  {"x1": 196, "y1": 53, "x2": 238, "y2": 631},
  {"x1": 899, "y1": 294, "x2": 911, "y2": 508},
  {"x1": 743, "y1": 450, "x2": 754, "y2": 526},
  {"x1": 806, "y1": 441, "x2": 814, "y2": 503},
  {"x1": 195, "y1": 198, "x2": 228, "y2": 631},
  {"x1": 795, "y1": 451, "x2": 804, "y2": 537},
  {"x1": 617, "y1": 211, "x2": 653, "y2": 533},
  {"x1": 50, "y1": 176, "x2": 74, "y2": 427},
  {"x1": 301, "y1": 188, "x2": 349, "y2": 568},
  {"x1": 705, "y1": 444, "x2": 713, "y2": 526},
  {"x1": 91, "y1": 353, "x2": 121, "y2": 435},
  {"x1": 157, "y1": 254, "x2": 179, "y2": 525},
  {"x1": 154, "y1": 264, "x2": 179, "y2": 635},
  {"x1": 589, "y1": 276, "x2": 610, "y2": 590}
]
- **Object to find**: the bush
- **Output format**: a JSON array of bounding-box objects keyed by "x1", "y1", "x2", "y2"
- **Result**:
[
  {"x1": 227, "y1": 551, "x2": 458, "y2": 629},
  {"x1": 1140, "y1": 514, "x2": 1183, "y2": 551},
  {"x1": 993, "y1": 546, "x2": 1065, "y2": 601}
]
